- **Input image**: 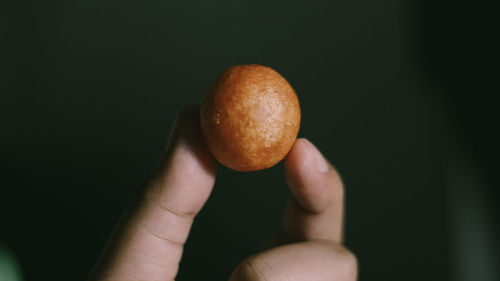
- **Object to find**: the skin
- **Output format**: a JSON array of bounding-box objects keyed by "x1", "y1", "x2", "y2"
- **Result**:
[{"x1": 87, "y1": 105, "x2": 358, "y2": 281}]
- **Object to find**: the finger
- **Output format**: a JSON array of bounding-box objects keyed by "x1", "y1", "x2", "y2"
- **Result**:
[
  {"x1": 88, "y1": 105, "x2": 216, "y2": 281},
  {"x1": 281, "y1": 138, "x2": 345, "y2": 243},
  {"x1": 229, "y1": 241, "x2": 357, "y2": 281}
]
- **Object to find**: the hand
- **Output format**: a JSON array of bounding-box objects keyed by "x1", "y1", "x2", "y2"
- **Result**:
[{"x1": 87, "y1": 105, "x2": 357, "y2": 281}]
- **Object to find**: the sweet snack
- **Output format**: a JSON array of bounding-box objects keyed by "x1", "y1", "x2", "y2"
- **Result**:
[{"x1": 200, "y1": 64, "x2": 301, "y2": 172}]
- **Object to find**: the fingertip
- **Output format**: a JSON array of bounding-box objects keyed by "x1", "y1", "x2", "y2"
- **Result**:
[
  {"x1": 285, "y1": 138, "x2": 330, "y2": 174},
  {"x1": 284, "y1": 138, "x2": 309, "y2": 171},
  {"x1": 284, "y1": 138, "x2": 342, "y2": 213},
  {"x1": 148, "y1": 104, "x2": 217, "y2": 214},
  {"x1": 163, "y1": 104, "x2": 217, "y2": 181}
]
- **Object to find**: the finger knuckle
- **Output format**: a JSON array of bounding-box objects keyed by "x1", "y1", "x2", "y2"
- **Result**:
[
  {"x1": 335, "y1": 245, "x2": 358, "y2": 281},
  {"x1": 343, "y1": 250, "x2": 358, "y2": 281},
  {"x1": 230, "y1": 256, "x2": 274, "y2": 281},
  {"x1": 318, "y1": 241, "x2": 357, "y2": 281}
]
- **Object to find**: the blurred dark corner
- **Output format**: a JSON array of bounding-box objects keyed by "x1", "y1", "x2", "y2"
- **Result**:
[{"x1": 1, "y1": 0, "x2": 497, "y2": 281}]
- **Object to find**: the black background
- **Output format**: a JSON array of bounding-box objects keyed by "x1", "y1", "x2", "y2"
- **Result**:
[{"x1": 1, "y1": 0, "x2": 497, "y2": 280}]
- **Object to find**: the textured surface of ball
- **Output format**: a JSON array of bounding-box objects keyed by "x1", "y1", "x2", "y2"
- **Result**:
[{"x1": 200, "y1": 64, "x2": 301, "y2": 172}]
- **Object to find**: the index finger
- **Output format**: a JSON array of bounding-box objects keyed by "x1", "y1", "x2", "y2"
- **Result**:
[{"x1": 88, "y1": 105, "x2": 216, "y2": 281}]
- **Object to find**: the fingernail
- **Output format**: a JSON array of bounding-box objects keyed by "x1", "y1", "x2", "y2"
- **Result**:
[
  {"x1": 303, "y1": 139, "x2": 330, "y2": 173},
  {"x1": 165, "y1": 104, "x2": 199, "y2": 151}
]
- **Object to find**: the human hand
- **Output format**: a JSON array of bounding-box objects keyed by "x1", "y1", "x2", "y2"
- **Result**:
[{"x1": 88, "y1": 105, "x2": 357, "y2": 281}]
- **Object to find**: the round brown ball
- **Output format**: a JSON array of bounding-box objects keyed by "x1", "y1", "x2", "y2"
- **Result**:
[{"x1": 200, "y1": 64, "x2": 301, "y2": 172}]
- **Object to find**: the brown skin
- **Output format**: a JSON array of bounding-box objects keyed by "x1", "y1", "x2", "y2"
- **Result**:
[
  {"x1": 88, "y1": 106, "x2": 357, "y2": 281},
  {"x1": 201, "y1": 64, "x2": 301, "y2": 172}
]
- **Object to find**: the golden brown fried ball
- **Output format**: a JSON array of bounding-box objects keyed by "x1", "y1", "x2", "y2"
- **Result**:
[{"x1": 200, "y1": 64, "x2": 301, "y2": 172}]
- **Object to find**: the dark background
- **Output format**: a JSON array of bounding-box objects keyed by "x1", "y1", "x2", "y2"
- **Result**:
[{"x1": 1, "y1": 0, "x2": 497, "y2": 280}]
